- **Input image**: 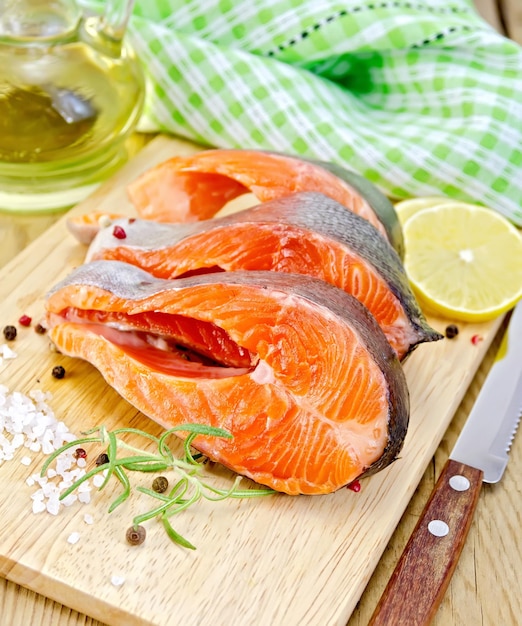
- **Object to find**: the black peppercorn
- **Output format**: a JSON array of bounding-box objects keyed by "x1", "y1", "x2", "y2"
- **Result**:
[
  {"x1": 51, "y1": 365, "x2": 66, "y2": 379},
  {"x1": 445, "y1": 324, "x2": 459, "y2": 339},
  {"x1": 126, "y1": 525, "x2": 146, "y2": 545},
  {"x1": 152, "y1": 476, "x2": 169, "y2": 493},
  {"x1": 3, "y1": 325, "x2": 17, "y2": 341},
  {"x1": 95, "y1": 452, "x2": 110, "y2": 466}
]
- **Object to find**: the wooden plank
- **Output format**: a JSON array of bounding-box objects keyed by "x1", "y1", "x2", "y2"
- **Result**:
[{"x1": 0, "y1": 135, "x2": 503, "y2": 626}]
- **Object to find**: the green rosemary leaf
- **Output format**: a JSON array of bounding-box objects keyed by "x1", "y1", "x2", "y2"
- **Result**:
[
  {"x1": 136, "y1": 486, "x2": 172, "y2": 502},
  {"x1": 108, "y1": 466, "x2": 131, "y2": 513},
  {"x1": 112, "y1": 427, "x2": 160, "y2": 443},
  {"x1": 162, "y1": 514, "x2": 196, "y2": 550},
  {"x1": 58, "y1": 464, "x2": 109, "y2": 501},
  {"x1": 99, "y1": 430, "x2": 119, "y2": 490},
  {"x1": 40, "y1": 435, "x2": 102, "y2": 477},
  {"x1": 123, "y1": 461, "x2": 170, "y2": 473}
]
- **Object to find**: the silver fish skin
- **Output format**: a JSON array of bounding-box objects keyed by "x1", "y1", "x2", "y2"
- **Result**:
[{"x1": 87, "y1": 191, "x2": 442, "y2": 359}]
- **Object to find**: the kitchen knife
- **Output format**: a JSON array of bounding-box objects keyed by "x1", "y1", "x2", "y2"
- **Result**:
[{"x1": 369, "y1": 302, "x2": 522, "y2": 626}]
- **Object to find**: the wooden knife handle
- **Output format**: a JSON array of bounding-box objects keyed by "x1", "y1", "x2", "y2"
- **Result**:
[{"x1": 369, "y1": 459, "x2": 483, "y2": 626}]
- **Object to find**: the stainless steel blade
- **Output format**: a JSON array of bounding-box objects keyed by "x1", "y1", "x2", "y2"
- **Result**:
[{"x1": 451, "y1": 301, "x2": 522, "y2": 482}]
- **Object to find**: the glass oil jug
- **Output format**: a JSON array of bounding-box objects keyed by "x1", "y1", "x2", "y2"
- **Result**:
[{"x1": 0, "y1": 0, "x2": 145, "y2": 212}]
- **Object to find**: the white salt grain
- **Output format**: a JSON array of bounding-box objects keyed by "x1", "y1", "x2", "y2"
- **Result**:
[
  {"x1": 0, "y1": 385, "x2": 94, "y2": 517},
  {"x1": 111, "y1": 575, "x2": 125, "y2": 587},
  {"x1": 67, "y1": 532, "x2": 81, "y2": 545},
  {"x1": 78, "y1": 492, "x2": 91, "y2": 504},
  {"x1": 92, "y1": 474, "x2": 106, "y2": 487},
  {"x1": 32, "y1": 500, "x2": 46, "y2": 514},
  {"x1": 83, "y1": 514, "x2": 94, "y2": 525}
]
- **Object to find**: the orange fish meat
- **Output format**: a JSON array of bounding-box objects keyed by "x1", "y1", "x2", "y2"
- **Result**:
[
  {"x1": 87, "y1": 192, "x2": 441, "y2": 360},
  {"x1": 46, "y1": 261, "x2": 410, "y2": 495},
  {"x1": 126, "y1": 148, "x2": 402, "y2": 254}
]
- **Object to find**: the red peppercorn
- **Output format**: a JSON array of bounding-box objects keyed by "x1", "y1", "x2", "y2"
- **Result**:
[
  {"x1": 112, "y1": 225, "x2": 127, "y2": 239},
  {"x1": 471, "y1": 334, "x2": 483, "y2": 345},
  {"x1": 74, "y1": 448, "x2": 87, "y2": 459},
  {"x1": 18, "y1": 314, "x2": 32, "y2": 327},
  {"x1": 347, "y1": 480, "x2": 361, "y2": 492}
]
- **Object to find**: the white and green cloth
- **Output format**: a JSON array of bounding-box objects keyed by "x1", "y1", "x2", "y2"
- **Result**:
[{"x1": 101, "y1": 1, "x2": 522, "y2": 224}]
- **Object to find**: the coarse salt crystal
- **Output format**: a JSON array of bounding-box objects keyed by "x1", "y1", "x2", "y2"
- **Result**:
[
  {"x1": 76, "y1": 457, "x2": 87, "y2": 468},
  {"x1": 32, "y1": 500, "x2": 46, "y2": 514},
  {"x1": 84, "y1": 514, "x2": 94, "y2": 525},
  {"x1": 62, "y1": 494, "x2": 78, "y2": 507},
  {"x1": 20, "y1": 456, "x2": 32, "y2": 466},
  {"x1": 67, "y1": 532, "x2": 81, "y2": 545},
  {"x1": 92, "y1": 474, "x2": 106, "y2": 488},
  {"x1": 78, "y1": 491, "x2": 91, "y2": 504},
  {"x1": 111, "y1": 575, "x2": 125, "y2": 587},
  {"x1": 0, "y1": 344, "x2": 17, "y2": 360},
  {"x1": 46, "y1": 499, "x2": 61, "y2": 515}
]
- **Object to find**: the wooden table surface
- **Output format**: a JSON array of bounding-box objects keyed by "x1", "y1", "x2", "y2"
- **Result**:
[{"x1": 1, "y1": 2, "x2": 521, "y2": 624}]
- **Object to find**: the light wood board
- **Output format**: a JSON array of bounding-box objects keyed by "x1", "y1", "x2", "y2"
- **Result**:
[{"x1": 0, "y1": 135, "x2": 504, "y2": 626}]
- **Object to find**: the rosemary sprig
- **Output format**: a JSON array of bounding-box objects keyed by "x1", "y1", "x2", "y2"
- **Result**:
[{"x1": 41, "y1": 424, "x2": 274, "y2": 549}]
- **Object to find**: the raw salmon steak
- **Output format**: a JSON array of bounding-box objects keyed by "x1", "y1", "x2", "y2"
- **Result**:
[
  {"x1": 126, "y1": 148, "x2": 403, "y2": 254},
  {"x1": 46, "y1": 261, "x2": 410, "y2": 495},
  {"x1": 87, "y1": 192, "x2": 441, "y2": 360}
]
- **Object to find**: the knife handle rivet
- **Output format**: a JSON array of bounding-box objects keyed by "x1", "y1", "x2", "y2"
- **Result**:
[
  {"x1": 427, "y1": 520, "x2": 449, "y2": 537},
  {"x1": 449, "y1": 474, "x2": 470, "y2": 492}
]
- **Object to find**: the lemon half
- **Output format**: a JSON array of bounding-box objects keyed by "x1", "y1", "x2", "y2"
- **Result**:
[{"x1": 403, "y1": 203, "x2": 522, "y2": 322}]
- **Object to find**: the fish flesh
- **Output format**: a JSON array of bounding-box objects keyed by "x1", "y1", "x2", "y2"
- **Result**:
[
  {"x1": 87, "y1": 192, "x2": 442, "y2": 360},
  {"x1": 45, "y1": 261, "x2": 410, "y2": 495},
  {"x1": 126, "y1": 148, "x2": 402, "y2": 254}
]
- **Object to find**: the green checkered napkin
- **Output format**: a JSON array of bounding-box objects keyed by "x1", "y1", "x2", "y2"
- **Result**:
[{"x1": 91, "y1": 0, "x2": 522, "y2": 225}]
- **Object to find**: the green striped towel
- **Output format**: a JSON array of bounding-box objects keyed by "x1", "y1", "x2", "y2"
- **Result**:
[{"x1": 90, "y1": 0, "x2": 522, "y2": 225}]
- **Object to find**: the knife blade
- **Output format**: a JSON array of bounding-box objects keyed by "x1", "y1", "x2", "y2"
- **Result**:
[{"x1": 369, "y1": 302, "x2": 522, "y2": 626}]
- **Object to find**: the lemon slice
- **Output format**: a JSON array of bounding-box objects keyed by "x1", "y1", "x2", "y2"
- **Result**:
[
  {"x1": 394, "y1": 196, "x2": 450, "y2": 225},
  {"x1": 403, "y1": 203, "x2": 522, "y2": 322}
]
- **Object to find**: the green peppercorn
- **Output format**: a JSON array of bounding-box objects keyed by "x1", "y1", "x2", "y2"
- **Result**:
[
  {"x1": 445, "y1": 324, "x2": 459, "y2": 339},
  {"x1": 3, "y1": 325, "x2": 17, "y2": 341},
  {"x1": 152, "y1": 476, "x2": 169, "y2": 493},
  {"x1": 126, "y1": 525, "x2": 146, "y2": 546},
  {"x1": 52, "y1": 365, "x2": 66, "y2": 379}
]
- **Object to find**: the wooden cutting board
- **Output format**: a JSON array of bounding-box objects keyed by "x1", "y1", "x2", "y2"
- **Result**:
[{"x1": 0, "y1": 135, "x2": 503, "y2": 626}]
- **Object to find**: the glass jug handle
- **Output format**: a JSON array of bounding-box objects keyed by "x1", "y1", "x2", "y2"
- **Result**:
[{"x1": 99, "y1": 0, "x2": 136, "y2": 43}]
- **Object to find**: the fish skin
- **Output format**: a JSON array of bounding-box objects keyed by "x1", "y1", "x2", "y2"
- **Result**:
[
  {"x1": 46, "y1": 260, "x2": 410, "y2": 495},
  {"x1": 310, "y1": 159, "x2": 405, "y2": 260},
  {"x1": 87, "y1": 191, "x2": 442, "y2": 360}
]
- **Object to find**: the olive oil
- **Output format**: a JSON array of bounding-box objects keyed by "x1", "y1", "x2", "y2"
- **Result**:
[{"x1": 0, "y1": 1, "x2": 144, "y2": 211}]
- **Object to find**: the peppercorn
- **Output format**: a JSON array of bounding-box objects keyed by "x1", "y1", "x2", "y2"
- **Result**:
[
  {"x1": 95, "y1": 452, "x2": 110, "y2": 466},
  {"x1": 126, "y1": 525, "x2": 146, "y2": 546},
  {"x1": 152, "y1": 476, "x2": 169, "y2": 493},
  {"x1": 3, "y1": 325, "x2": 17, "y2": 341},
  {"x1": 18, "y1": 314, "x2": 32, "y2": 327},
  {"x1": 74, "y1": 448, "x2": 87, "y2": 460},
  {"x1": 112, "y1": 225, "x2": 127, "y2": 239},
  {"x1": 34, "y1": 323, "x2": 47, "y2": 335},
  {"x1": 51, "y1": 365, "x2": 66, "y2": 379},
  {"x1": 445, "y1": 324, "x2": 459, "y2": 339}
]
